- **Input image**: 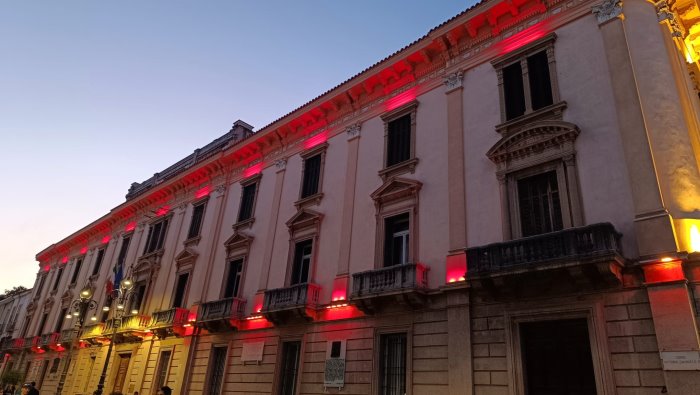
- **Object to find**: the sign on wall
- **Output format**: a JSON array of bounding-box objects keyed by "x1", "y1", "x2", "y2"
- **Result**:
[
  {"x1": 324, "y1": 340, "x2": 347, "y2": 389},
  {"x1": 660, "y1": 351, "x2": 700, "y2": 370},
  {"x1": 241, "y1": 340, "x2": 265, "y2": 364}
]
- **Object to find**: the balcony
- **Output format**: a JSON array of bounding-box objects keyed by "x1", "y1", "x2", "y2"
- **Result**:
[
  {"x1": 149, "y1": 308, "x2": 189, "y2": 338},
  {"x1": 103, "y1": 314, "x2": 150, "y2": 343},
  {"x1": 262, "y1": 283, "x2": 320, "y2": 324},
  {"x1": 350, "y1": 263, "x2": 429, "y2": 314},
  {"x1": 80, "y1": 323, "x2": 105, "y2": 344},
  {"x1": 59, "y1": 329, "x2": 77, "y2": 345},
  {"x1": 465, "y1": 223, "x2": 625, "y2": 294},
  {"x1": 39, "y1": 332, "x2": 62, "y2": 351},
  {"x1": 197, "y1": 297, "x2": 246, "y2": 332}
]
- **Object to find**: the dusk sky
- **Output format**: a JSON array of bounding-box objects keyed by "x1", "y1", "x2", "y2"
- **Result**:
[{"x1": 0, "y1": 1, "x2": 469, "y2": 292}]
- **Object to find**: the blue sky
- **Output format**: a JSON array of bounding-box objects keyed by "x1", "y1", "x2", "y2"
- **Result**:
[{"x1": 0, "y1": 1, "x2": 470, "y2": 291}]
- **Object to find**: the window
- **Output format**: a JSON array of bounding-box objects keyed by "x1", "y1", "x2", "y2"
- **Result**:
[
  {"x1": 237, "y1": 175, "x2": 260, "y2": 224},
  {"x1": 380, "y1": 102, "x2": 418, "y2": 179},
  {"x1": 37, "y1": 312, "x2": 49, "y2": 335},
  {"x1": 52, "y1": 268, "x2": 64, "y2": 291},
  {"x1": 223, "y1": 258, "x2": 243, "y2": 299},
  {"x1": 278, "y1": 341, "x2": 301, "y2": 395},
  {"x1": 379, "y1": 333, "x2": 406, "y2": 395},
  {"x1": 301, "y1": 154, "x2": 322, "y2": 198},
  {"x1": 290, "y1": 240, "x2": 312, "y2": 285},
  {"x1": 154, "y1": 350, "x2": 172, "y2": 391},
  {"x1": 187, "y1": 201, "x2": 207, "y2": 239},
  {"x1": 143, "y1": 217, "x2": 169, "y2": 254},
  {"x1": 207, "y1": 346, "x2": 228, "y2": 395},
  {"x1": 92, "y1": 249, "x2": 105, "y2": 276},
  {"x1": 517, "y1": 171, "x2": 563, "y2": 237},
  {"x1": 130, "y1": 281, "x2": 147, "y2": 314},
  {"x1": 116, "y1": 236, "x2": 131, "y2": 267},
  {"x1": 55, "y1": 308, "x2": 67, "y2": 333},
  {"x1": 70, "y1": 258, "x2": 82, "y2": 285},
  {"x1": 49, "y1": 358, "x2": 60, "y2": 374},
  {"x1": 172, "y1": 272, "x2": 190, "y2": 308},
  {"x1": 36, "y1": 274, "x2": 46, "y2": 297},
  {"x1": 493, "y1": 33, "x2": 560, "y2": 124},
  {"x1": 384, "y1": 213, "x2": 410, "y2": 267}
]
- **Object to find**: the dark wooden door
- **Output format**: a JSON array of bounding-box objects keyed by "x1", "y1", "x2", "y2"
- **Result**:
[
  {"x1": 112, "y1": 354, "x2": 131, "y2": 393},
  {"x1": 520, "y1": 319, "x2": 597, "y2": 395}
]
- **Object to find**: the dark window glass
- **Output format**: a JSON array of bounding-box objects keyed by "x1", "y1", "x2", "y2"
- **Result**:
[
  {"x1": 55, "y1": 308, "x2": 67, "y2": 333},
  {"x1": 38, "y1": 313, "x2": 49, "y2": 335},
  {"x1": 279, "y1": 341, "x2": 301, "y2": 395},
  {"x1": 130, "y1": 282, "x2": 147, "y2": 314},
  {"x1": 290, "y1": 240, "x2": 312, "y2": 285},
  {"x1": 379, "y1": 333, "x2": 406, "y2": 395},
  {"x1": 503, "y1": 61, "x2": 526, "y2": 120},
  {"x1": 70, "y1": 259, "x2": 83, "y2": 285},
  {"x1": 155, "y1": 350, "x2": 172, "y2": 390},
  {"x1": 301, "y1": 154, "x2": 322, "y2": 198},
  {"x1": 172, "y1": 273, "x2": 190, "y2": 308},
  {"x1": 518, "y1": 171, "x2": 563, "y2": 237},
  {"x1": 386, "y1": 114, "x2": 411, "y2": 166},
  {"x1": 49, "y1": 358, "x2": 60, "y2": 374},
  {"x1": 238, "y1": 183, "x2": 257, "y2": 222},
  {"x1": 520, "y1": 319, "x2": 596, "y2": 395},
  {"x1": 528, "y1": 51, "x2": 553, "y2": 111},
  {"x1": 116, "y1": 237, "x2": 131, "y2": 267},
  {"x1": 330, "y1": 341, "x2": 341, "y2": 358},
  {"x1": 223, "y1": 258, "x2": 244, "y2": 299},
  {"x1": 187, "y1": 203, "x2": 206, "y2": 239},
  {"x1": 92, "y1": 249, "x2": 105, "y2": 276},
  {"x1": 208, "y1": 346, "x2": 227, "y2": 395},
  {"x1": 36, "y1": 275, "x2": 46, "y2": 297},
  {"x1": 384, "y1": 213, "x2": 410, "y2": 267},
  {"x1": 144, "y1": 219, "x2": 169, "y2": 254},
  {"x1": 52, "y1": 268, "x2": 64, "y2": 291}
]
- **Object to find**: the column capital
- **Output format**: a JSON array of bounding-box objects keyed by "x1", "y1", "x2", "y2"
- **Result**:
[
  {"x1": 274, "y1": 158, "x2": 287, "y2": 171},
  {"x1": 592, "y1": 0, "x2": 623, "y2": 25},
  {"x1": 345, "y1": 123, "x2": 361, "y2": 141},
  {"x1": 443, "y1": 71, "x2": 464, "y2": 93}
]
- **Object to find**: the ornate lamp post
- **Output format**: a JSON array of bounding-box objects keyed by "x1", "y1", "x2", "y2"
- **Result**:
[{"x1": 94, "y1": 277, "x2": 135, "y2": 395}]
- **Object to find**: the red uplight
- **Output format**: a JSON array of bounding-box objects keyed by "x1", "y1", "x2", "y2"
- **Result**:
[
  {"x1": 244, "y1": 163, "x2": 263, "y2": 178},
  {"x1": 44, "y1": 265, "x2": 50, "y2": 272},
  {"x1": 498, "y1": 21, "x2": 550, "y2": 55},
  {"x1": 322, "y1": 305, "x2": 363, "y2": 321},
  {"x1": 385, "y1": 87, "x2": 417, "y2": 112},
  {"x1": 101, "y1": 235, "x2": 111, "y2": 244},
  {"x1": 304, "y1": 130, "x2": 329, "y2": 150},
  {"x1": 642, "y1": 260, "x2": 685, "y2": 284},
  {"x1": 156, "y1": 206, "x2": 170, "y2": 216},
  {"x1": 446, "y1": 253, "x2": 467, "y2": 284},
  {"x1": 125, "y1": 221, "x2": 136, "y2": 232},
  {"x1": 61, "y1": 256, "x2": 68, "y2": 264},
  {"x1": 80, "y1": 246, "x2": 88, "y2": 255},
  {"x1": 195, "y1": 185, "x2": 211, "y2": 199}
]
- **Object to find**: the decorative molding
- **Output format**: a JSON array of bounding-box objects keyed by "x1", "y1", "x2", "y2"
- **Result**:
[
  {"x1": 215, "y1": 184, "x2": 226, "y2": 196},
  {"x1": 487, "y1": 120, "x2": 581, "y2": 165},
  {"x1": 654, "y1": 1, "x2": 684, "y2": 37},
  {"x1": 592, "y1": 0, "x2": 623, "y2": 25},
  {"x1": 443, "y1": 71, "x2": 464, "y2": 93},
  {"x1": 345, "y1": 124, "x2": 361, "y2": 140},
  {"x1": 275, "y1": 158, "x2": 287, "y2": 171}
]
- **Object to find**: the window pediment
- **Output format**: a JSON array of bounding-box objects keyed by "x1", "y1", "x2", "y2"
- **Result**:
[
  {"x1": 371, "y1": 177, "x2": 422, "y2": 207},
  {"x1": 60, "y1": 290, "x2": 74, "y2": 305},
  {"x1": 175, "y1": 248, "x2": 199, "y2": 270},
  {"x1": 224, "y1": 232, "x2": 254, "y2": 257},
  {"x1": 286, "y1": 208, "x2": 324, "y2": 233},
  {"x1": 486, "y1": 120, "x2": 580, "y2": 166}
]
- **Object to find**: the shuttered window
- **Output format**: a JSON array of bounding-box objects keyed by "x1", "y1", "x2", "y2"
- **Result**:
[{"x1": 517, "y1": 171, "x2": 563, "y2": 237}]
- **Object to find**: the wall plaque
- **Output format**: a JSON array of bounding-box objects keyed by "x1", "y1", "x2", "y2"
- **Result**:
[
  {"x1": 241, "y1": 340, "x2": 265, "y2": 363},
  {"x1": 660, "y1": 351, "x2": 700, "y2": 370}
]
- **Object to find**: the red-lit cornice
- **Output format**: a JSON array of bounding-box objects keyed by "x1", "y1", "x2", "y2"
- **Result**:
[{"x1": 37, "y1": 0, "x2": 586, "y2": 264}]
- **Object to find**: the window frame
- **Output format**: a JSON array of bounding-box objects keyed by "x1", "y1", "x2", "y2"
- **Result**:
[
  {"x1": 142, "y1": 214, "x2": 172, "y2": 256},
  {"x1": 154, "y1": 348, "x2": 173, "y2": 392},
  {"x1": 382, "y1": 212, "x2": 412, "y2": 267},
  {"x1": 378, "y1": 101, "x2": 419, "y2": 180},
  {"x1": 186, "y1": 196, "x2": 209, "y2": 243},
  {"x1": 492, "y1": 33, "x2": 563, "y2": 133},
  {"x1": 284, "y1": 209, "x2": 323, "y2": 287},
  {"x1": 69, "y1": 258, "x2": 83, "y2": 286},
  {"x1": 171, "y1": 271, "x2": 191, "y2": 309},
  {"x1": 222, "y1": 232, "x2": 253, "y2": 300},
  {"x1": 274, "y1": 338, "x2": 304, "y2": 395},
  {"x1": 295, "y1": 143, "x2": 328, "y2": 208},
  {"x1": 91, "y1": 248, "x2": 106, "y2": 277},
  {"x1": 205, "y1": 344, "x2": 229, "y2": 395},
  {"x1": 373, "y1": 326, "x2": 412, "y2": 395},
  {"x1": 222, "y1": 257, "x2": 245, "y2": 299},
  {"x1": 235, "y1": 173, "x2": 262, "y2": 230}
]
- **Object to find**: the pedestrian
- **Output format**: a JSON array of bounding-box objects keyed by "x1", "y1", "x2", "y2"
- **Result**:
[
  {"x1": 156, "y1": 387, "x2": 171, "y2": 395},
  {"x1": 27, "y1": 382, "x2": 37, "y2": 395},
  {"x1": 19, "y1": 384, "x2": 29, "y2": 395}
]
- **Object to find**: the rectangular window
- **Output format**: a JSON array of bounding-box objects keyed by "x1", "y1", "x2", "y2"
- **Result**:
[
  {"x1": 279, "y1": 341, "x2": 301, "y2": 395},
  {"x1": 223, "y1": 258, "x2": 244, "y2": 299},
  {"x1": 70, "y1": 258, "x2": 82, "y2": 285},
  {"x1": 155, "y1": 350, "x2": 172, "y2": 391},
  {"x1": 130, "y1": 282, "x2": 147, "y2": 314},
  {"x1": 52, "y1": 268, "x2": 64, "y2": 291},
  {"x1": 517, "y1": 171, "x2": 563, "y2": 237},
  {"x1": 207, "y1": 346, "x2": 228, "y2": 395},
  {"x1": 187, "y1": 202, "x2": 206, "y2": 239},
  {"x1": 384, "y1": 213, "x2": 410, "y2": 267},
  {"x1": 503, "y1": 61, "x2": 526, "y2": 120},
  {"x1": 55, "y1": 308, "x2": 67, "y2": 333},
  {"x1": 379, "y1": 333, "x2": 407, "y2": 395},
  {"x1": 36, "y1": 275, "x2": 46, "y2": 297},
  {"x1": 238, "y1": 183, "x2": 257, "y2": 222},
  {"x1": 527, "y1": 51, "x2": 553, "y2": 111},
  {"x1": 143, "y1": 218, "x2": 169, "y2": 254},
  {"x1": 386, "y1": 114, "x2": 411, "y2": 167},
  {"x1": 290, "y1": 240, "x2": 312, "y2": 285},
  {"x1": 37, "y1": 313, "x2": 49, "y2": 335},
  {"x1": 92, "y1": 249, "x2": 105, "y2": 276},
  {"x1": 501, "y1": 49, "x2": 554, "y2": 121},
  {"x1": 116, "y1": 236, "x2": 131, "y2": 267},
  {"x1": 301, "y1": 154, "x2": 322, "y2": 198},
  {"x1": 172, "y1": 273, "x2": 190, "y2": 308}
]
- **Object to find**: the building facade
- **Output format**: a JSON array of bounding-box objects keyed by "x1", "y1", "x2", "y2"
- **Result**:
[{"x1": 3, "y1": 0, "x2": 700, "y2": 394}]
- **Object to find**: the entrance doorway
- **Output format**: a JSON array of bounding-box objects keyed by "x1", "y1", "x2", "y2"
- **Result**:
[
  {"x1": 112, "y1": 354, "x2": 131, "y2": 394},
  {"x1": 520, "y1": 319, "x2": 596, "y2": 395}
]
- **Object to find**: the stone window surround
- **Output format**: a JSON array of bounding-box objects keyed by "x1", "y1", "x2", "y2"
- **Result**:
[
  {"x1": 142, "y1": 212, "x2": 173, "y2": 257},
  {"x1": 284, "y1": 209, "x2": 323, "y2": 286},
  {"x1": 295, "y1": 142, "x2": 328, "y2": 208},
  {"x1": 372, "y1": 326, "x2": 413, "y2": 395},
  {"x1": 379, "y1": 101, "x2": 419, "y2": 180},
  {"x1": 221, "y1": 232, "x2": 253, "y2": 300},
  {"x1": 184, "y1": 195, "x2": 210, "y2": 246},
  {"x1": 233, "y1": 173, "x2": 262, "y2": 231},
  {"x1": 503, "y1": 302, "x2": 615, "y2": 395}
]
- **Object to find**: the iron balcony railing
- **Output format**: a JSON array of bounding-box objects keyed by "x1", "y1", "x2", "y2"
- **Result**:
[
  {"x1": 11, "y1": 337, "x2": 25, "y2": 349},
  {"x1": 149, "y1": 308, "x2": 189, "y2": 329},
  {"x1": 80, "y1": 323, "x2": 105, "y2": 339},
  {"x1": 465, "y1": 222, "x2": 623, "y2": 275},
  {"x1": 59, "y1": 329, "x2": 76, "y2": 343},
  {"x1": 103, "y1": 314, "x2": 150, "y2": 334},
  {"x1": 263, "y1": 283, "x2": 321, "y2": 312},
  {"x1": 40, "y1": 332, "x2": 60, "y2": 347},
  {"x1": 198, "y1": 297, "x2": 246, "y2": 322},
  {"x1": 351, "y1": 263, "x2": 429, "y2": 298}
]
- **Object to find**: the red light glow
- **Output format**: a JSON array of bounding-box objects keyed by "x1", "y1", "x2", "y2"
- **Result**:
[
  {"x1": 320, "y1": 305, "x2": 363, "y2": 321},
  {"x1": 195, "y1": 185, "x2": 211, "y2": 199},
  {"x1": 124, "y1": 222, "x2": 136, "y2": 232},
  {"x1": 61, "y1": 256, "x2": 68, "y2": 264},
  {"x1": 244, "y1": 163, "x2": 263, "y2": 178},
  {"x1": 384, "y1": 87, "x2": 417, "y2": 112},
  {"x1": 44, "y1": 265, "x2": 50, "y2": 272},
  {"x1": 332, "y1": 277, "x2": 348, "y2": 302},
  {"x1": 446, "y1": 253, "x2": 467, "y2": 284},
  {"x1": 101, "y1": 235, "x2": 111, "y2": 244},
  {"x1": 642, "y1": 261, "x2": 685, "y2": 284},
  {"x1": 498, "y1": 22, "x2": 550, "y2": 55},
  {"x1": 80, "y1": 246, "x2": 88, "y2": 255},
  {"x1": 304, "y1": 130, "x2": 329, "y2": 150},
  {"x1": 156, "y1": 206, "x2": 170, "y2": 216},
  {"x1": 242, "y1": 316, "x2": 273, "y2": 330}
]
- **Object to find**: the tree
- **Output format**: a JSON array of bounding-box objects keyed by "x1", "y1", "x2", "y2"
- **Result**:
[
  {"x1": 1, "y1": 286, "x2": 27, "y2": 299},
  {"x1": 1, "y1": 370, "x2": 22, "y2": 386}
]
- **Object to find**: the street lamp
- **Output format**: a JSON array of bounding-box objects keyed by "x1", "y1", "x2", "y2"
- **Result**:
[
  {"x1": 94, "y1": 277, "x2": 136, "y2": 395},
  {"x1": 66, "y1": 285, "x2": 98, "y2": 328}
]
